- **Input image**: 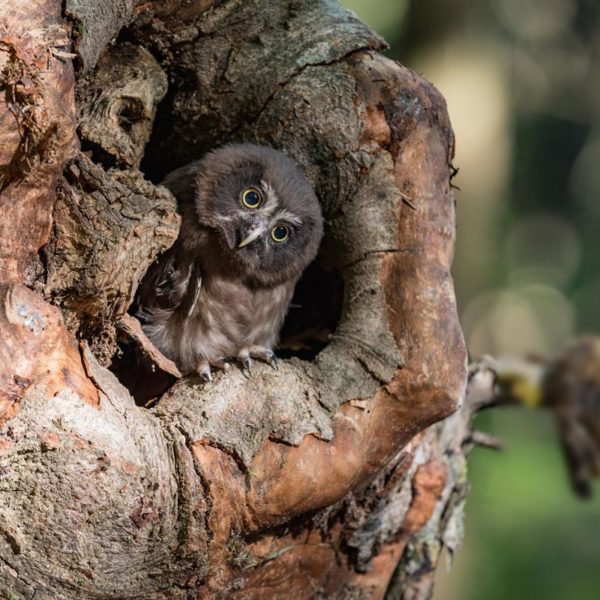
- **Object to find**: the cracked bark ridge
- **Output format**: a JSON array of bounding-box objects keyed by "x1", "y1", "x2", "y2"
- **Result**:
[
  {"x1": 0, "y1": 0, "x2": 78, "y2": 283},
  {"x1": 77, "y1": 42, "x2": 168, "y2": 168},
  {"x1": 43, "y1": 155, "x2": 180, "y2": 364},
  {"x1": 64, "y1": 0, "x2": 135, "y2": 71},
  {"x1": 0, "y1": 0, "x2": 469, "y2": 598}
]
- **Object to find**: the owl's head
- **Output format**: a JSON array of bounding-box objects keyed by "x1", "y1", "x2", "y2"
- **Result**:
[{"x1": 188, "y1": 144, "x2": 323, "y2": 285}]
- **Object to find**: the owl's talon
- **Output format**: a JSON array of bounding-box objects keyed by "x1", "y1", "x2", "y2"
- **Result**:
[
  {"x1": 197, "y1": 362, "x2": 212, "y2": 383},
  {"x1": 236, "y1": 347, "x2": 279, "y2": 375},
  {"x1": 246, "y1": 346, "x2": 279, "y2": 371},
  {"x1": 243, "y1": 357, "x2": 252, "y2": 376},
  {"x1": 266, "y1": 352, "x2": 278, "y2": 371},
  {"x1": 236, "y1": 350, "x2": 252, "y2": 377}
]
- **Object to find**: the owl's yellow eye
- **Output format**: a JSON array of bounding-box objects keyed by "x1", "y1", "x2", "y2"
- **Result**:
[
  {"x1": 271, "y1": 224, "x2": 290, "y2": 243},
  {"x1": 242, "y1": 187, "x2": 262, "y2": 208}
]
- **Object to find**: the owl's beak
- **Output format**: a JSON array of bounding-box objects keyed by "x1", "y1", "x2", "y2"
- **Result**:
[{"x1": 238, "y1": 226, "x2": 264, "y2": 248}]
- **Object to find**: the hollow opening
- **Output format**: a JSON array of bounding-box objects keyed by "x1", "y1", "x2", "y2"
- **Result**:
[{"x1": 110, "y1": 84, "x2": 345, "y2": 404}]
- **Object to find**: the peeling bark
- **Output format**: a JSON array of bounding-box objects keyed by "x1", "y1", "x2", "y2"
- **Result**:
[
  {"x1": 43, "y1": 155, "x2": 180, "y2": 362},
  {"x1": 0, "y1": 0, "x2": 78, "y2": 283},
  {"x1": 0, "y1": 1, "x2": 471, "y2": 598}
]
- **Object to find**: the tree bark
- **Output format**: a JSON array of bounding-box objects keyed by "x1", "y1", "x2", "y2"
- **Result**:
[{"x1": 0, "y1": 1, "x2": 469, "y2": 598}]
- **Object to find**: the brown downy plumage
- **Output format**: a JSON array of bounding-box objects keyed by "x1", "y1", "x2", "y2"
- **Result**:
[{"x1": 135, "y1": 144, "x2": 323, "y2": 380}]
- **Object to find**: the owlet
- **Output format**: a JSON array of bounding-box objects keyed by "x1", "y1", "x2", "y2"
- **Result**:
[{"x1": 135, "y1": 144, "x2": 323, "y2": 381}]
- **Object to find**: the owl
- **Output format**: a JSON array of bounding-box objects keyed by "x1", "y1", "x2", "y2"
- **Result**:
[{"x1": 135, "y1": 144, "x2": 323, "y2": 381}]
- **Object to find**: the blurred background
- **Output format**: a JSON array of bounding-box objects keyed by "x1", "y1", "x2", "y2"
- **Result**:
[{"x1": 341, "y1": 0, "x2": 600, "y2": 598}]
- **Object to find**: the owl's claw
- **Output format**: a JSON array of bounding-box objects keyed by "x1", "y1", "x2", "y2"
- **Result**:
[
  {"x1": 236, "y1": 350, "x2": 252, "y2": 377},
  {"x1": 197, "y1": 361, "x2": 212, "y2": 383},
  {"x1": 243, "y1": 357, "x2": 252, "y2": 377},
  {"x1": 196, "y1": 358, "x2": 232, "y2": 382},
  {"x1": 264, "y1": 351, "x2": 278, "y2": 371},
  {"x1": 237, "y1": 346, "x2": 278, "y2": 375}
]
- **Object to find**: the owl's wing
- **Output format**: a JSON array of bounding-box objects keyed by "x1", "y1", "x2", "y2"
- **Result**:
[
  {"x1": 135, "y1": 161, "x2": 203, "y2": 319},
  {"x1": 161, "y1": 161, "x2": 199, "y2": 204},
  {"x1": 135, "y1": 244, "x2": 202, "y2": 320}
]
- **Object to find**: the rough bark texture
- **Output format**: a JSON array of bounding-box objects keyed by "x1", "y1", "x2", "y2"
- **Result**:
[
  {"x1": 43, "y1": 155, "x2": 180, "y2": 363},
  {"x1": 0, "y1": 1, "x2": 470, "y2": 598},
  {"x1": 0, "y1": 0, "x2": 78, "y2": 283}
]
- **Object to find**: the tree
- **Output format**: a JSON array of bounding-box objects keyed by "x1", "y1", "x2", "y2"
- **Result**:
[{"x1": 3, "y1": 1, "x2": 591, "y2": 598}]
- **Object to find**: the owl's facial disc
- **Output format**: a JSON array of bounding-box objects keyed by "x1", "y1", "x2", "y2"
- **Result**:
[
  {"x1": 234, "y1": 182, "x2": 304, "y2": 254},
  {"x1": 236, "y1": 184, "x2": 279, "y2": 249}
]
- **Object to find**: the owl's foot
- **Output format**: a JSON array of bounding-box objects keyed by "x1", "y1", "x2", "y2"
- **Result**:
[
  {"x1": 196, "y1": 358, "x2": 231, "y2": 382},
  {"x1": 197, "y1": 361, "x2": 212, "y2": 383},
  {"x1": 237, "y1": 346, "x2": 278, "y2": 376}
]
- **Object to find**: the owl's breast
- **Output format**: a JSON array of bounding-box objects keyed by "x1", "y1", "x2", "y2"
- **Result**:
[
  {"x1": 242, "y1": 283, "x2": 294, "y2": 346},
  {"x1": 173, "y1": 277, "x2": 294, "y2": 371}
]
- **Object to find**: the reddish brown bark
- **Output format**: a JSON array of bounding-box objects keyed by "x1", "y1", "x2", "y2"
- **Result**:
[
  {"x1": 0, "y1": 1, "x2": 471, "y2": 598},
  {"x1": 0, "y1": 0, "x2": 78, "y2": 283}
]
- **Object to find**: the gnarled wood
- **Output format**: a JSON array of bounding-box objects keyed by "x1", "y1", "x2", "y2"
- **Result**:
[
  {"x1": 43, "y1": 155, "x2": 180, "y2": 363},
  {"x1": 0, "y1": 1, "x2": 470, "y2": 598},
  {"x1": 0, "y1": 0, "x2": 78, "y2": 283}
]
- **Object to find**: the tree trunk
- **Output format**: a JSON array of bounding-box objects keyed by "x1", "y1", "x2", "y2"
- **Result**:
[{"x1": 0, "y1": 1, "x2": 470, "y2": 598}]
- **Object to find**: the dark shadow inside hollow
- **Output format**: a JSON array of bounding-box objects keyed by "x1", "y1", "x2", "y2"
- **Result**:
[
  {"x1": 139, "y1": 67, "x2": 210, "y2": 182},
  {"x1": 278, "y1": 260, "x2": 343, "y2": 360},
  {"x1": 110, "y1": 341, "x2": 176, "y2": 406}
]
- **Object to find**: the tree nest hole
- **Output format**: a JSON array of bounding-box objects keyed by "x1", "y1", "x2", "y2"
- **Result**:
[{"x1": 110, "y1": 223, "x2": 343, "y2": 406}]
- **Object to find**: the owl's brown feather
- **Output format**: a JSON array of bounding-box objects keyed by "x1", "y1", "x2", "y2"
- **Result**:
[{"x1": 135, "y1": 144, "x2": 323, "y2": 377}]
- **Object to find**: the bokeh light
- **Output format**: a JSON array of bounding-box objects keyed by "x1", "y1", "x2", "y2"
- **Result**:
[
  {"x1": 342, "y1": 1, "x2": 600, "y2": 598},
  {"x1": 495, "y1": 0, "x2": 576, "y2": 41},
  {"x1": 505, "y1": 212, "x2": 582, "y2": 288},
  {"x1": 571, "y1": 135, "x2": 600, "y2": 215}
]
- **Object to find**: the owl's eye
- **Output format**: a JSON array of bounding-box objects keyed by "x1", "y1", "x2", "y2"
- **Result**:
[
  {"x1": 271, "y1": 224, "x2": 290, "y2": 243},
  {"x1": 241, "y1": 187, "x2": 262, "y2": 208}
]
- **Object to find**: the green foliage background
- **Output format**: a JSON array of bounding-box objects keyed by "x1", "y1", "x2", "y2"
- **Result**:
[{"x1": 341, "y1": 1, "x2": 600, "y2": 598}]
